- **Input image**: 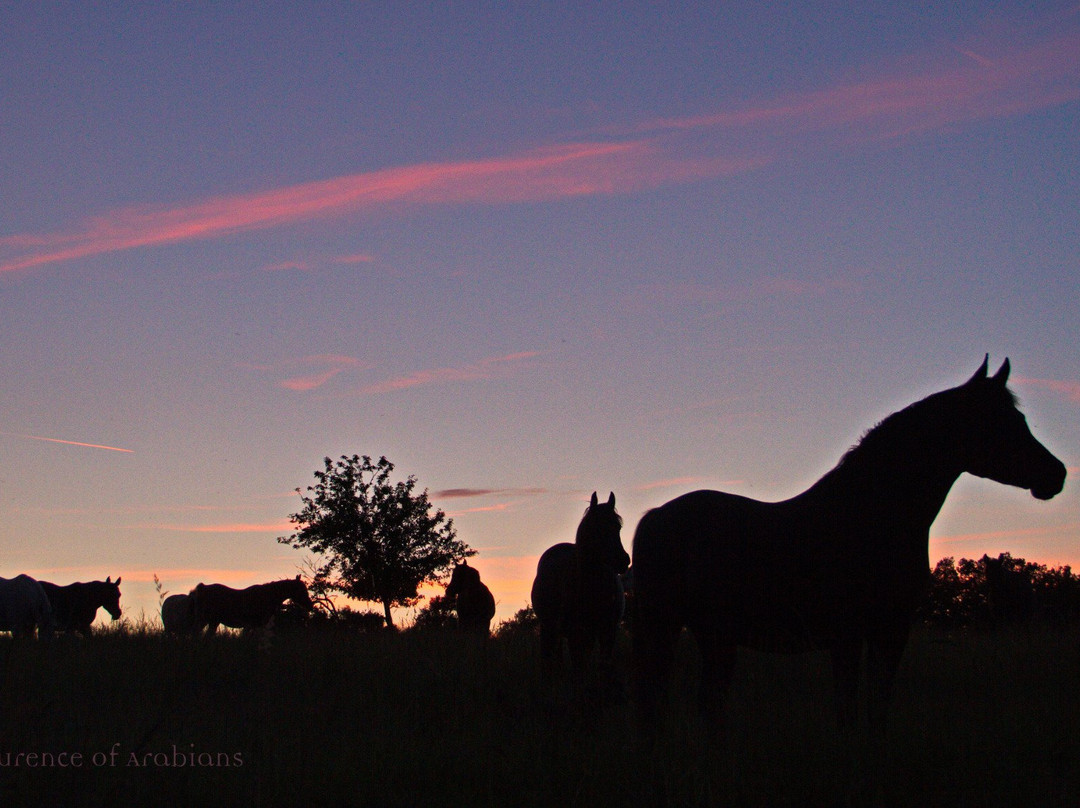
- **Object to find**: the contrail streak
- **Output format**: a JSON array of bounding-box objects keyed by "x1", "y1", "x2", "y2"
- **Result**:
[{"x1": 0, "y1": 431, "x2": 134, "y2": 453}]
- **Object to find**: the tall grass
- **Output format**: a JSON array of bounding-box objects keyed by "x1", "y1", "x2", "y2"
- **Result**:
[{"x1": 0, "y1": 624, "x2": 1077, "y2": 806}]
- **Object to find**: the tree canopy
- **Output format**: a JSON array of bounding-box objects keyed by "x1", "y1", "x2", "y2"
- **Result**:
[{"x1": 278, "y1": 454, "x2": 474, "y2": 627}]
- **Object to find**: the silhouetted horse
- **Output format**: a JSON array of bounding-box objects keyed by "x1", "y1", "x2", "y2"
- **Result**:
[
  {"x1": 39, "y1": 576, "x2": 122, "y2": 634},
  {"x1": 632, "y1": 358, "x2": 1066, "y2": 729},
  {"x1": 444, "y1": 561, "x2": 496, "y2": 634},
  {"x1": 161, "y1": 593, "x2": 199, "y2": 635},
  {"x1": 191, "y1": 576, "x2": 313, "y2": 634},
  {"x1": 0, "y1": 575, "x2": 53, "y2": 638},
  {"x1": 532, "y1": 491, "x2": 630, "y2": 703}
]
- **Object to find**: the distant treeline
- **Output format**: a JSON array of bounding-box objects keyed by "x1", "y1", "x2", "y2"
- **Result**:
[
  {"x1": 919, "y1": 553, "x2": 1080, "y2": 628},
  {"x1": 274, "y1": 551, "x2": 1080, "y2": 634}
]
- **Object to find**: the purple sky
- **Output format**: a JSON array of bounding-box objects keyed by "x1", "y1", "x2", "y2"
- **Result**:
[{"x1": 2, "y1": 4, "x2": 1078, "y2": 625}]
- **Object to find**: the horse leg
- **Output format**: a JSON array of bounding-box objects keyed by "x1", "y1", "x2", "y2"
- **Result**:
[
  {"x1": 632, "y1": 603, "x2": 682, "y2": 729},
  {"x1": 692, "y1": 625, "x2": 735, "y2": 726},
  {"x1": 538, "y1": 621, "x2": 564, "y2": 703},
  {"x1": 830, "y1": 638, "x2": 862, "y2": 730},
  {"x1": 866, "y1": 624, "x2": 910, "y2": 732},
  {"x1": 567, "y1": 629, "x2": 593, "y2": 707}
]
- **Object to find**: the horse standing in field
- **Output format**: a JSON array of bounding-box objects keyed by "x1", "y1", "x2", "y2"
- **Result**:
[
  {"x1": 161, "y1": 593, "x2": 200, "y2": 635},
  {"x1": 631, "y1": 358, "x2": 1067, "y2": 731},
  {"x1": 0, "y1": 575, "x2": 54, "y2": 638},
  {"x1": 444, "y1": 561, "x2": 496, "y2": 635},
  {"x1": 191, "y1": 576, "x2": 313, "y2": 634},
  {"x1": 532, "y1": 491, "x2": 630, "y2": 704},
  {"x1": 39, "y1": 577, "x2": 122, "y2": 634}
]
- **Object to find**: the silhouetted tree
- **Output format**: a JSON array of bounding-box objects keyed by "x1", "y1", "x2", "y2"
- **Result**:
[
  {"x1": 494, "y1": 605, "x2": 539, "y2": 639},
  {"x1": 410, "y1": 594, "x2": 458, "y2": 632},
  {"x1": 278, "y1": 455, "x2": 473, "y2": 628},
  {"x1": 919, "y1": 553, "x2": 1080, "y2": 629}
]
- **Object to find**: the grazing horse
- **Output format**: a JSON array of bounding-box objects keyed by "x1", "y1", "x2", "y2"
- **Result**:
[
  {"x1": 191, "y1": 576, "x2": 313, "y2": 634},
  {"x1": 39, "y1": 577, "x2": 122, "y2": 634},
  {"x1": 532, "y1": 491, "x2": 630, "y2": 702},
  {"x1": 0, "y1": 575, "x2": 54, "y2": 638},
  {"x1": 161, "y1": 593, "x2": 200, "y2": 635},
  {"x1": 444, "y1": 561, "x2": 496, "y2": 635},
  {"x1": 632, "y1": 358, "x2": 1067, "y2": 730}
]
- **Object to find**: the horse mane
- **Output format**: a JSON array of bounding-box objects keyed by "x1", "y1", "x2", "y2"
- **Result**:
[
  {"x1": 829, "y1": 378, "x2": 1019, "y2": 477},
  {"x1": 576, "y1": 501, "x2": 622, "y2": 543}
]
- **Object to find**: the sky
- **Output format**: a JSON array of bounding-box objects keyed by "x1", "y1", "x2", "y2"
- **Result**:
[{"x1": 2, "y1": 3, "x2": 1078, "y2": 628}]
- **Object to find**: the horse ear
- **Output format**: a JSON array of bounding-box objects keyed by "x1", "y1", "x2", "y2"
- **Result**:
[
  {"x1": 607, "y1": 491, "x2": 616, "y2": 507},
  {"x1": 115, "y1": 576, "x2": 121, "y2": 585},
  {"x1": 991, "y1": 357, "x2": 1010, "y2": 387},
  {"x1": 105, "y1": 575, "x2": 111, "y2": 584},
  {"x1": 965, "y1": 355, "x2": 990, "y2": 386},
  {"x1": 590, "y1": 491, "x2": 599, "y2": 507}
]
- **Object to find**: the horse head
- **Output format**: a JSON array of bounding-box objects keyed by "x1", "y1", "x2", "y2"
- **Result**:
[
  {"x1": 102, "y1": 575, "x2": 122, "y2": 621},
  {"x1": 957, "y1": 357, "x2": 1066, "y2": 501},
  {"x1": 445, "y1": 562, "x2": 481, "y2": 599},
  {"x1": 577, "y1": 491, "x2": 630, "y2": 574},
  {"x1": 287, "y1": 575, "x2": 315, "y2": 611}
]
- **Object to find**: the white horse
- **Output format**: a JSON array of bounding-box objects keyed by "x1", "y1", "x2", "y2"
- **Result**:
[{"x1": 0, "y1": 575, "x2": 54, "y2": 638}]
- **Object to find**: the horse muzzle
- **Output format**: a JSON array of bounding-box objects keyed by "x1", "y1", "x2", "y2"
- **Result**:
[{"x1": 1031, "y1": 459, "x2": 1067, "y2": 500}]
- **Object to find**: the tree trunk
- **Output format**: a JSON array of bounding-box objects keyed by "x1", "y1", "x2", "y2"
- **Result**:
[{"x1": 382, "y1": 598, "x2": 394, "y2": 628}]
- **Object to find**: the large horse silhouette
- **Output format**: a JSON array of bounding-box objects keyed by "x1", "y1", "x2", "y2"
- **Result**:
[
  {"x1": 39, "y1": 577, "x2": 122, "y2": 634},
  {"x1": 632, "y1": 358, "x2": 1066, "y2": 728},
  {"x1": 444, "y1": 562, "x2": 496, "y2": 635},
  {"x1": 532, "y1": 491, "x2": 630, "y2": 703},
  {"x1": 191, "y1": 576, "x2": 313, "y2": 634}
]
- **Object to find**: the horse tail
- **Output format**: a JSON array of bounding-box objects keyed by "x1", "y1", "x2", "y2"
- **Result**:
[{"x1": 631, "y1": 507, "x2": 684, "y2": 725}]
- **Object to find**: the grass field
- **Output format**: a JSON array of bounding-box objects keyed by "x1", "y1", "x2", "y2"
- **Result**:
[{"x1": 1, "y1": 622, "x2": 1077, "y2": 807}]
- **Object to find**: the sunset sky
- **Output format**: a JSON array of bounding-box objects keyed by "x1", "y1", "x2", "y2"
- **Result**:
[{"x1": 2, "y1": 4, "x2": 1078, "y2": 626}]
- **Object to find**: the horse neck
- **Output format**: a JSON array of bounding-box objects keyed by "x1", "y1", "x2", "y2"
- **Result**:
[
  {"x1": 268, "y1": 581, "x2": 297, "y2": 602},
  {"x1": 805, "y1": 424, "x2": 964, "y2": 530}
]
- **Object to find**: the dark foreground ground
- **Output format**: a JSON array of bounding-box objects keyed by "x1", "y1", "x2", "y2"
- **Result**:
[{"x1": 0, "y1": 623, "x2": 1077, "y2": 807}]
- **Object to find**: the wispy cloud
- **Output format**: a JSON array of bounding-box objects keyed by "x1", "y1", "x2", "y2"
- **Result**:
[
  {"x1": 351, "y1": 351, "x2": 544, "y2": 396},
  {"x1": 1, "y1": 141, "x2": 750, "y2": 273},
  {"x1": 2, "y1": 24, "x2": 1074, "y2": 275},
  {"x1": 1013, "y1": 377, "x2": 1080, "y2": 404},
  {"x1": 25, "y1": 566, "x2": 263, "y2": 585},
  {"x1": 628, "y1": 25, "x2": 1079, "y2": 144},
  {"x1": 128, "y1": 522, "x2": 293, "y2": 534},
  {"x1": 0, "y1": 431, "x2": 133, "y2": 453},
  {"x1": 434, "y1": 487, "x2": 548, "y2": 499},
  {"x1": 935, "y1": 523, "x2": 1080, "y2": 545},
  {"x1": 245, "y1": 354, "x2": 367, "y2": 392}
]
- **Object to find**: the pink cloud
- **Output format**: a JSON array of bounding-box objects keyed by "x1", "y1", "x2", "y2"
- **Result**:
[
  {"x1": 1, "y1": 141, "x2": 753, "y2": 273},
  {"x1": 434, "y1": 487, "x2": 547, "y2": 499},
  {"x1": 630, "y1": 25, "x2": 1079, "y2": 144},
  {"x1": 260, "y1": 259, "x2": 312, "y2": 272},
  {"x1": 934, "y1": 523, "x2": 1080, "y2": 545},
  {"x1": 1013, "y1": 377, "x2": 1080, "y2": 404},
  {"x1": 23, "y1": 567, "x2": 262, "y2": 586},
  {"x1": 2, "y1": 24, "x2": 1074, "y2": 275},
  {"x1": 128, "y1": 522, "x2": 293, "y2": 534},
  {"x1": 352, "y1": 351, "x2": 544, "y2": 397},
  {"x1": 247, "y1": 355, "x2": 367, "y2": 392},
  {"x1": 635, "y1": 476, "x2": 710, "y2": 492},
  {"x1": 331, "y1": 253, "x2": 375, "y2": 265}
]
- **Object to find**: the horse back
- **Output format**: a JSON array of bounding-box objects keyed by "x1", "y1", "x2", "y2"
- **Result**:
[{"x1": 531, "y1": 543, "x2": 576, "y2": 623}]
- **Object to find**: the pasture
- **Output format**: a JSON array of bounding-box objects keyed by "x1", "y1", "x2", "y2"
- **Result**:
[{"x1": 0, "y1": 621, "x2": 1077, "y2": 807}]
